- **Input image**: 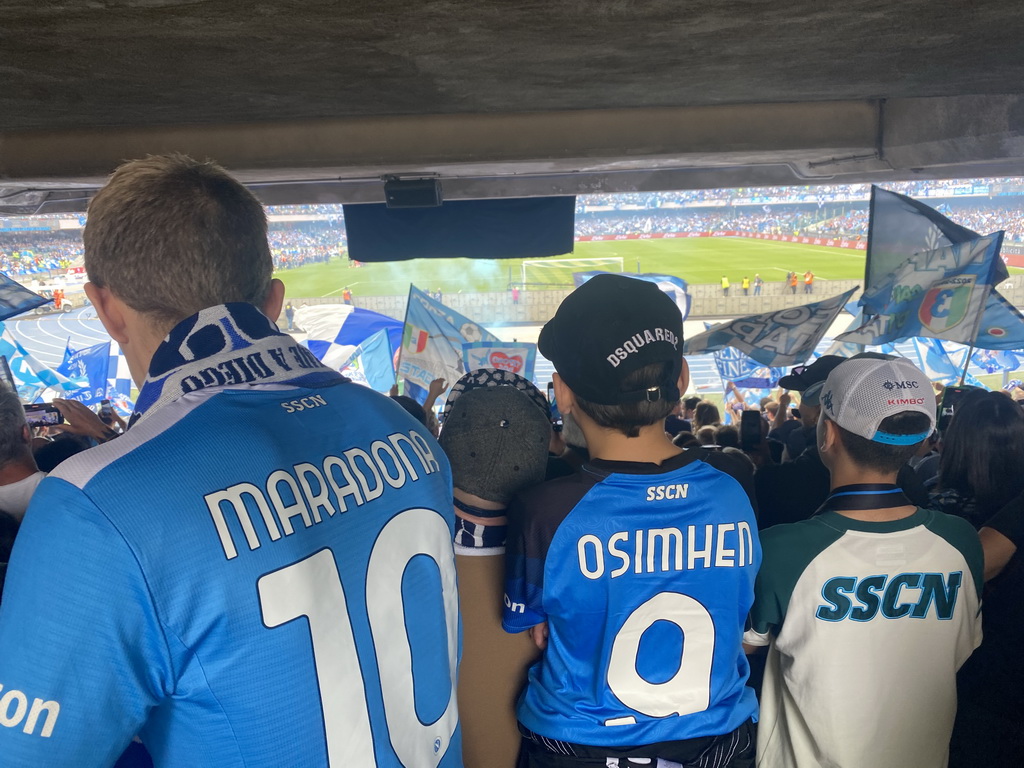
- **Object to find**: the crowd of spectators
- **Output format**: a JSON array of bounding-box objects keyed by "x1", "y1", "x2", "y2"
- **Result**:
[
  {"x1": 2, "y1": 157, "x2": 1021, "y2": 768},
  {"x1": 576, "y1": 201, "x2": 1024, "y2": 241},
  {"x1": 574, "y1": 208, "x2": 820, "y2": 236},
  {"x1": 575, "y1": 176, "x2": 1022, "y2": 209},
  {"x1": 652, "y1": 366, "x2": 1024, "y2": 767},
  {"x1": 4, "y1": 177, "x2": 1024, "y2": 282},
  {"x1": 0, "y1": 232, "x2": 80, "y2": 275},
  {"x1": 266, "y1": 222, "x2": 347, "y2": 269},
  {"x1": 0, "y1": 222, "x2": 348, "y2": 278}
]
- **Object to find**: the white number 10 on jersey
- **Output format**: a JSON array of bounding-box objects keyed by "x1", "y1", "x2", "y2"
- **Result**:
[{"x1": 258, "y1": 508, "x2": 459, "y2": 766}]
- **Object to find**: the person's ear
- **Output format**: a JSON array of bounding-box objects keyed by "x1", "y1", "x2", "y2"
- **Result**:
[
  {"x1": 677, "y1": 357, "x2": 690, "y2": 397},
  {"x1": 262, "y1": 279, "x2": 286, "y2": 323},
  {"x1": 552, "y1": 373, "x2": 576, "y2": 416},
  {"x1": 820, "y1": 417, "x2": 840, "y2": 453},
  {"x1": 84, "y1": 283, "x2": 128, "y2": 344}
]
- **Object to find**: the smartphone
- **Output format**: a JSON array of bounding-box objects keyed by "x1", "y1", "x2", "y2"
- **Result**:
[
  {"x1": 547, "y1": 381, "x2": 563, "y2": 431},
  {"x1": 24, "y1": 403, "x2": 65, "y2": 427},
  {"x1": 100, "y1": 399, "x2": 114, "y2": 417},
  {"x1": 938, "y1": 385, "x2": 977, "y2": 432},
  {"x1": 740, "y1": 410, "x2": 762, "y2": 451}
]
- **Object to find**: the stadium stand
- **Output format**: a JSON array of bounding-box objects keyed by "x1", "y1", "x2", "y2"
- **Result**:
[{"x1": 3, "y1": 177, "x2": 1024, "y2": 281}]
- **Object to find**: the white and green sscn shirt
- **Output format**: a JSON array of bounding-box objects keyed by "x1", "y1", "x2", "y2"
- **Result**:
[{"x1": 745, "y1": 507, "x2": 983, "y2": 768}]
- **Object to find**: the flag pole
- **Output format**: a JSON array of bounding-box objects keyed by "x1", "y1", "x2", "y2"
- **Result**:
[
  {"x1": 958, "y1": 342, "x2": 975, "y2": 387},
  {"x1": 395, "y1": 284, "x2": 414, "y2": 389}
]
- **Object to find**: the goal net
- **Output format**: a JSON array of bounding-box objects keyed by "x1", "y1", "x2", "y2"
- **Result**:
[{"x1": 520, "y1": 257, "x2": 625, "y2": 289}]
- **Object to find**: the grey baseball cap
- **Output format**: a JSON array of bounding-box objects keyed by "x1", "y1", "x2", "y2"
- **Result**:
[{"x1": 438, "y1": 386, "x2": 551, "y2": 504}]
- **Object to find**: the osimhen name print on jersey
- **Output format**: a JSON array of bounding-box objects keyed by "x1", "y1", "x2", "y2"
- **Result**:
[{"x1": 504, "y1": 451, "x2": 760, "y2": 748}]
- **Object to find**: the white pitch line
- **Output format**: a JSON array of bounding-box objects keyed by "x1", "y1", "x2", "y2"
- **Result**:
[
  {"x1": 748, "y1": 240, "x2": 867, "y2": 259},
  {"x1": 321, "y1": 281, "x2": 362, "y2": 297}
]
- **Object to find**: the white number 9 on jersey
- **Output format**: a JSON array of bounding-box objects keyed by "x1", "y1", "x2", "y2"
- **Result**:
[
  {"x1": 258, "y1": 508, "x2": 459, "y2": 766},
  {"x1": 606, "y1": 592, "x2": 715, "y2": 723}
]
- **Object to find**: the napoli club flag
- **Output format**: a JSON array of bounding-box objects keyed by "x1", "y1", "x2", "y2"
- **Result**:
[
  {"x1": 910, "y1": 337, "x2": 986, "y2": 388},
  {"x1": 972, "y1": 347, "x2": 1021, "y2": 373},
  {"x1": 838, "y1": 233, "x2": 1004, "y2": 346},
  {"x1": 862, "y1": 186, "x2": 1024, "y2": 348},
  {"x1": 684, "y1": 288, "x2": 856, "y2": 367},
  {"x1": 862, "y1": 186, "x2": 1002, "y2": 315},
  {"x1": 463, "y1": 341, "x2": 537, "y2": 381},
  {"x1": 398, "y1": 285, "x2": 498, "y2": 401},
  {"x1": 339, "y1": 329, "x2": 396, "y2": 392}
]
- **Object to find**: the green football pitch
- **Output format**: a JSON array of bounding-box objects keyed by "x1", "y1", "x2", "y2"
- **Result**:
[{"x1": 275, "y1": 237, "x2": 871, "y2": 299}]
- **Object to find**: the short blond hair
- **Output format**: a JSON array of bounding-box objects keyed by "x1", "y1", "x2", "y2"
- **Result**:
[{"x1": 84, "y1": 155, "x2": 272, "y2": 329}]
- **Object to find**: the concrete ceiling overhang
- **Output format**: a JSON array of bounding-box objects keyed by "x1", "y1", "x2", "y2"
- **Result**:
[{"x1": 2, "y1": 0, "x2": 1024, "y2": 209}]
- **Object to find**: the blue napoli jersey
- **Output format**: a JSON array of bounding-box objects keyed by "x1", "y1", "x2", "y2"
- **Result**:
[
  {"x1": 503, "y1": 452, "x2": 760, "y2": 748},
  {"x1": 0, "y1": 381, "x2": 462, "y2": 767}
]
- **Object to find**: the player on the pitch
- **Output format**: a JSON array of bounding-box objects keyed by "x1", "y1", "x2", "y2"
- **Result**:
[
  {"x1": 503, "y1": 274, "x2": 760, "y2": 767},
  {"x1": 744, "y1": 355, "x2": 983, "y2": 768}
]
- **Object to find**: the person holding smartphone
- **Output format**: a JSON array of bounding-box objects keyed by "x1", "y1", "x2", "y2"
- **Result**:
[{"x1": 0, "y1": 386, "x2": 47, "y2": 522}]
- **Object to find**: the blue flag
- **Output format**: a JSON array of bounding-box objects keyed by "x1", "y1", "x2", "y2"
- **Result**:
[
  {"x1": 910, "y1": 337, "x2": 986, "y2": 388},
  {"x1": 575, "y1": 272, "x2": 691, "y2": 321},
  {"x1": 57, "y1": 340, "x2": 112, "y2": 405},
  {"x1": 863, "y1": 186, "x2": 1007, "y2": 315},
  {"x1": 340, "y1": 329, "x2": 396, "y2": 392},
  {"x1": 705, "y1": 324, "x2": 781, "y2": 421},
  {"x1": 684, "y1": 288, "x2": 856, "y2": 367},
  {"x1": 0, "y1": 273, "x2": 50, "y2": 321},
  {"x1": 710, "y1": 345, "x2": 784, "y2": 389},
  {"x1": 971, "y1": 347, "x2": 1020, "y2": 374},
  {"x1": 398, "y1": 286, "x2": 498, "y2": 400},
  {"x1": 863, "y1": 186, "x2": 1024, "y2": 347},
  {"x1": 0, "y1": 324, "x2": 87, "y2": 401},
  {"x1": 297, "y1": 304, "x2": 403, "y2": 371},
  {"x1": 838, "y1": 234, "x2": 1004, "y2": 346},
  {"x1": 972, "y1": 289, "x2": 1024, "y2": 350}
]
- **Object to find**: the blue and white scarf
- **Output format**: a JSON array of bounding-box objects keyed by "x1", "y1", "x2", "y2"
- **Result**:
[{"x1": 131, "y1": 303, "x2": 343, "y2": 427}]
